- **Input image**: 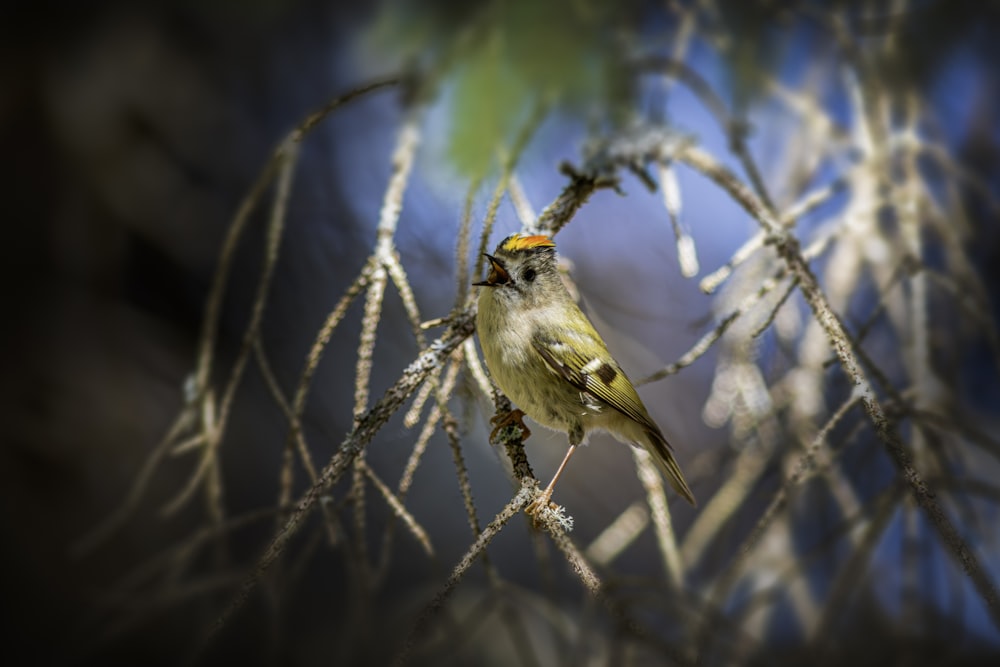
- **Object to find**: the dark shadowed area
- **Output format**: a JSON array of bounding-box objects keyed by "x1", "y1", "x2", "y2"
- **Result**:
[{"x1": 2, "y1": 1, "x2": 999, "y2": 665}]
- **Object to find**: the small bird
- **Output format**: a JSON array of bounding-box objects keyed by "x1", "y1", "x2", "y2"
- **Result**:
[{"x1": 475, "y1": 233, "x2": 696, "y2": 514}]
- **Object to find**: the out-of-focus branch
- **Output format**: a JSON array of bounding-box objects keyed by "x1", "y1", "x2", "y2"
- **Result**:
[
  {"x1": 678, "y1": 143, "x2": 1000, "y2": 631},
  {"x1": 205, "y1": 311, "x2": 475, "y2": 646},
  {"x1": 391, "y1": 482, "x2": 535, "y2": 667}
]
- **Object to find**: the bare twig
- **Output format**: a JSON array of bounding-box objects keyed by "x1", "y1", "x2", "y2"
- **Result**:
[
  {"x1": 204, "y1": 311, "x2": 475, "y2": 647},
  {"x1": 679, "y1": 143, "x2": 1000, "y2": 630},
  {"x1": 361, "y1": 461, "x2": 434, "y2": 557},
  {"x1": 354, "y1": 116, "x2": 422, "y2": 418},
  {"x1": 391, "y1": 483, "x2": 535, "y2": 667},
  {"x1": 632, "y1": 448, "x2": 684, "y2": 588}
]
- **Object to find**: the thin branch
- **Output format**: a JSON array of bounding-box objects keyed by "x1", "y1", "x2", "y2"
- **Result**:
[
  {"x1": 679, "y1": 445, "x2": 771, "y2": 567},
  {"x1": 657, "y1": 161, "x2": 699, "y2": 278},
  {"x1": 507, "y1": 172, "x2": 537, "y2": 227},
  {"x1": 391, "y1": 483, "x2": 534, "y2": 667},
  {"x1": 813, "y1": 485, "x2": 903, "y2": 653},
  {"x1": 639, "y1": 271, "x2": 789, "y2": 386},
  {"x1": 632, "y1": 448, "x2": 684, "y2": 588},
  {"x1": 454, "y1": 176, "x2": 484, "y2": 307},
  {"x1": 192, "y1": 74, "x2": 399, "y2": 399},
  {"x1": 72, "y1": 406, "x2": 196, "y2": 556},
  {"x1": 584, "y1": 501, "x2": 650, "y2": 566},
  {"x1": 679, "y1": 142, "x2": 1000, "y2": 631},
  {"x1": 164, "y1": 142, "x2": 299, "y2": 518},
  {"x1": 374, "y1": 357, "x2": 463, "y2": 584},
  {"x1": 361, "y1": 461, "x2": 433, "y2": 557},
  {"x1": 354, "y1": 116, "x2": 422, "y2": 418},
  {"x1": 749, "y1": 277, "x2": 800, "y2": 340},
  {"x1": 634, "y1": 54, "x2": 776, "y2": 212},
  {"x1": 544, "y1": 522, "x2": 603, "y2": 597},
  {"x1": 203, "y1": 311, "x2": 475, "y2": 648}
]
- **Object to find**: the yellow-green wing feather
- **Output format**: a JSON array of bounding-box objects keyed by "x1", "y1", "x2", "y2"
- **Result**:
[
  {"x1": 532, "y1": 331, "x2": 695, "y2": 505},
  {"x1": 531, "y1": 333, "x2": 658, "y2": 433}
]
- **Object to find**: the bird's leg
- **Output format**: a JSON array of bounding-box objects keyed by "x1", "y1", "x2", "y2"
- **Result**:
[
  {"x1": 527, "y1": 424, "x2": 582, "y2": 516},
  {"x1": 527, "y1": 444, "x2": 577, "y2": 516},
  {"x1": 489, "y1": 408, "x2": 531, "y2": 444}
]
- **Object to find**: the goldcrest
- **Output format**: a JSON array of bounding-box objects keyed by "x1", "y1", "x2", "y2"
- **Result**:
[{"x1": 475, "y1": 233, "x2": 696, "y2": 512}]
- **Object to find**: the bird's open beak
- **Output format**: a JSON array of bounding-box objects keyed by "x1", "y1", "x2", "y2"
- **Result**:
[{"x1": 473, "y1": 254, "x2": 511, "y2": 287}]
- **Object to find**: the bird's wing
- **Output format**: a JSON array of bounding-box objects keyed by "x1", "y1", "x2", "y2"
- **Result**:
[{"x1": 531, "y1": 333, "x2": 658, "y2": 433}]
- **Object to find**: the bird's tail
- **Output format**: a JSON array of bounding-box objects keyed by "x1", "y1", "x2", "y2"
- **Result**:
[{"x1": 642, "y1": 428, "x2": 696, "y2": 506}]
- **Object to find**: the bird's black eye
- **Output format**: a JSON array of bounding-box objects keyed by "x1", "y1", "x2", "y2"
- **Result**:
[{"x1": 523, "y1": 268, "x2": 536, "y2": 282}]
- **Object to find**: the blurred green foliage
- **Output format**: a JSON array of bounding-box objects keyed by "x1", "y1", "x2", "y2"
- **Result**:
[
  {"x1": 367, "y1": 0, "x2": 998, "y2": 177},
  {"x1": 368, "y1": 0, "x2": 639, "y2": 178}
]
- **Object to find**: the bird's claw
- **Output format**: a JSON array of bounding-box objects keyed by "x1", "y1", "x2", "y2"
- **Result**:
[
  {"x1": 489, "y1": 409, "x2": 531, "y2": 444},
  {"x1": 525, "y1": 489, "x2": 555, "y2": 517},
  {"x1": 525, "y1": 491, "x2": 574, "y2": 531}
]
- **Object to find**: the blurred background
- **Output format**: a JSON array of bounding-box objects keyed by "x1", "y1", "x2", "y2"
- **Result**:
[{"x1": 2, "y1": 0, "x2": 999, "y2": 665}]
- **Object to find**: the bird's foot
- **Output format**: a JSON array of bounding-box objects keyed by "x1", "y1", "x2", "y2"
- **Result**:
[
  {"x1": 525, "y1": 489, "x2": 574, "y2": 531},
  {"x1": 525, "y1": 487, "x2": 555, "y2": 517},
  {"x1": 489, "y1": 409, "x2": 531, "y2": 444}
]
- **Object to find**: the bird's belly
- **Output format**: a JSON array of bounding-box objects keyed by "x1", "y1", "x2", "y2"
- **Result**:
[{"x1": 490, "y1": 351, "x2": 594, "y2": 434}]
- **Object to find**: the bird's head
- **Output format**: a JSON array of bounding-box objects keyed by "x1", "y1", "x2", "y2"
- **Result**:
[{"x1": 474, "y1": 234, "x2": 562, "y2": 308}]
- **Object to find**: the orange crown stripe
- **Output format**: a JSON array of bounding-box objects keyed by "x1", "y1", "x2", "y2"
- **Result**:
[{"x1": 502, "y1": 234, "x2": 556, "y2": 252}]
